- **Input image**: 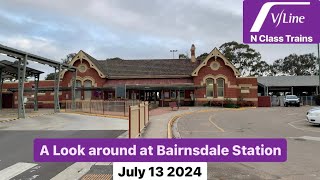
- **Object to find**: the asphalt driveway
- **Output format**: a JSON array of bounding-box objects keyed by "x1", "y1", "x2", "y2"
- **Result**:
[
  {"x1": 0, "y1": 113, "x2": 127, "y2": 179},
  {"x1": 176, "y1": 107, "x2": 320, "y2": 180}
]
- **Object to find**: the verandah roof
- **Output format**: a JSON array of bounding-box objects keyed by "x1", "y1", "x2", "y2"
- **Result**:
[{"x1": 258, "y1": 76, "x2": 320, "y2": 87}]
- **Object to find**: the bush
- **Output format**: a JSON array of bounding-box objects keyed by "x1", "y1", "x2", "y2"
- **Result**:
[
  {"x1": 203, "y1": 101, "x2": 210, "y2": 106},
  {"x1": 236, "y1": 100, "x2": 254, "y2": 107},
  {"x1": 212, "y1": 101, "x2": 222, "y2": 107},
  {"x1": 223, "y1": 98, "x2": 239, "y2": 108}
]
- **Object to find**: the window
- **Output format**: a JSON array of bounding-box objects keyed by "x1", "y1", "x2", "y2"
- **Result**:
[
  {"x1": 210, "y1": 61, "x2": 220, "y2": 70},
  {"x1": 84, "y1": 80, "x2": 92, "y2": 100},
  {"x1": 241, "y1": 87, "x2": 250, "y2": 94},
  {"x1": 108, "y1": 93, "x2": 113, "y2": 99},
  {"x1": 179, "y1": 90, "x2": 185, "y2": 98},
  {"x1": 131, "y1": 92, "x2": 137, "y2": 100},
  {"x1": 164, "y1": 91, "x2": 170, "y2": 99},
  {"x1": 78, "y1": 64, "x2": 87, "y2": 73},
  {"x1": 171, "y1": 90, "x2": 176, "y2": 99},
  {"x1": 206, "y1": 78, "x2": 214, "y2": 97},
  {"x1": 217, "y1": 78, "x2": 224, "y2": 97},
  {"x1": 75, "y1": 80, "x2": 82, "y2": 100}
]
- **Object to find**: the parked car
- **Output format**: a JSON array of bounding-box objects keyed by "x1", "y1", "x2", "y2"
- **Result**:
[
  {"x1": 284, "y1": 95, "x2": 300, "y2": 107},
  {"x1": 306, "y1": 107, "x2": 320, "y2": 125}
]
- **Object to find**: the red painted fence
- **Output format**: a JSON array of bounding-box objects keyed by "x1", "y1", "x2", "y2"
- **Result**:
[{"x1": 258, "y1": 96, "x2": 271, "y2": 107}]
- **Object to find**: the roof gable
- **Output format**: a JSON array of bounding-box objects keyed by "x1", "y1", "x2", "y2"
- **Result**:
[
  {"x1": 60, "y1": 50, "x2": 106, "y2": 78},
  {"x1": 191, "y1": 48, "x2": 240, "y2": 77}
]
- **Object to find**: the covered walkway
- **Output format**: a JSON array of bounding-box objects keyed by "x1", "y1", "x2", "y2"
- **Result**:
[
  {"x1": 0, "y1": 60, "x2": 43, "y2": 111},
  {"x1": 258, "y1": 76, "x2": 319, "y2": 96},
  {"x1": 0, "y1": 43, "x2": 77, "y2": 118}
]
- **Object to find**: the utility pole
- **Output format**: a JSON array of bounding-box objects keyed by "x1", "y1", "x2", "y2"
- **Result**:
[{"x1": 170, "y1": 50, "x2": 178, "y2": 59}]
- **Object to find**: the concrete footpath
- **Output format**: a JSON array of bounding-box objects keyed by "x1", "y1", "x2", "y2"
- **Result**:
[
  {"x1": 141, "y1": 107, "x2": 207, "y2": 138},
  {"x1": 81, "y1": 107, "x2": 215, "y2": 179}
]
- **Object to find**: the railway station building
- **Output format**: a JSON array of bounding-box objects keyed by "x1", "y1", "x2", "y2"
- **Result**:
[{"x1": 1, "y1": 45, "x2": 258, "y2": 108}]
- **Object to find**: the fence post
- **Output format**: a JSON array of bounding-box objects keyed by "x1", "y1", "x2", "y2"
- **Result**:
[
  {"x1": 129, "y1": 106, "x2": 131, "y2": 139},
  {"x1": 102, "y1": 101, "x2": 105, "y2": 115},
  {"x1": 138, "y1": 103, "x2": 140, "y2": 136},
  {"x1": 144, "y1": 102, "x2": 146, "y2": 126},
  {"x1": 124, "y1": 101, "x2": 126, "y2": 117},
  {"x1": 90, "y1": 100, "x2": 92, "y2": 114},
  {"x1": 269, "y1": 96, "x2": 271, "y2": 107},
  {"x1": 306, "y1": 96, "x2": 308, "y2": 106}
]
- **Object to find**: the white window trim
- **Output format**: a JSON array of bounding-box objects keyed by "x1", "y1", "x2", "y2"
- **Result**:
[
  {"x1": 217, "y1": 78, "x2": 225, "y2": 98},
  {"x1": 206, "y1": 78, "x2": 214, "y2": 98}
]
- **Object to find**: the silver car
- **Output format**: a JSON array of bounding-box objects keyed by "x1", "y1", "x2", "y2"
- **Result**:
[{"x1": 284, "y1": 95, "x2": 300, "y2": 107}]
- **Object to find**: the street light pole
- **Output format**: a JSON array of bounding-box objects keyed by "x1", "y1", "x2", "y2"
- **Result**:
[{"x1": 170, "y1": 50, "x2": 178, "y2": 59}]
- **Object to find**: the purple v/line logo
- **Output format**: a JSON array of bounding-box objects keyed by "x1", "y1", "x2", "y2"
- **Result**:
[
  {"x1": 250, "y1": 2, "x2": 310, "y2": 32},
  {"x1": 243, "y1": 0, "x2": 320, "y2": 44}
]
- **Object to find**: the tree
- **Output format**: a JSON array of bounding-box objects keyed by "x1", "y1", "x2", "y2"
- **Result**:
[
  {"x1": 251, "y1": 60, "x2": 272, "y2": 76},
  {"x1": 44, "y1": 53, "x2": 76, "y2": 80},
  {"x1": 197, "y1": 53, "x2": 209, "y2": 61},
  {"x1": 106, "y1": 57, "x2": 123, "y2": 60},
  {"x1": 271, "y1": 53, "x2": 317, "y2": 76},
  {"x1": 179, "y1": 54, "x2": 188, "y2": 59},
  {"x1": 61, "y1": 53, "x2": 76, "y2": 64},
  {"x1": 45, "y1": 72, "x2": 57, "y2": 80},
  {"x1": 219, "y1": 41, "x2": 268, "y2": 76}
]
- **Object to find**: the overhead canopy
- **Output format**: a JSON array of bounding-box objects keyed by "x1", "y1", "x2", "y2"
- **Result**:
[
  {"x1": 0, "y1": 43, "x2": 77, "y2": 118},
  {"x1": 0, "y1": 60, "x2": 43, "y2": 78},
  {"x1": 258, "y1": 76, "x2": 319, "y2": 87},
  {"x1": 0, "y1": 43, "x2": 76, "y2": 71}
]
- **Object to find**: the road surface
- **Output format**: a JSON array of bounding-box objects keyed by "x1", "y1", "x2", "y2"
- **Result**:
[{"x1": 176, "y1": 107, "x2": 320, "y2": 180}]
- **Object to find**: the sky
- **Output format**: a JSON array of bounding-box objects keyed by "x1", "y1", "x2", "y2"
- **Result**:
[{"x1": 0, "y1": 0, "x2": 318, "y2": 78}]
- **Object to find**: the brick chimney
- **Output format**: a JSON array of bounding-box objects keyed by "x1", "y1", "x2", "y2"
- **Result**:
[{"x1": 190, "y1": 44, "x2": 196, "y2": 63}]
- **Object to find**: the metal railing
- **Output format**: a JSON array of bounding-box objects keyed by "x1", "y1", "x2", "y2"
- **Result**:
[
  {"x1": 299, "y1": 96, "x2": 316, "y2": 106},
  {"x1": 65, "y1": 100, "x2": 140, "y2": 117},
  {"x1": 270, "y1": 96, "x2": 316, "y2": 106}
]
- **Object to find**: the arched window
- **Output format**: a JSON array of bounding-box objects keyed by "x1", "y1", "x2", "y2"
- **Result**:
[
  {"x1": 206, "y1": 78, "x2": 214, "y2": 97},
  {"x1": 217, "y1": 78, "x2": 225, "y2": 98},
  {"x1": 75, "y1": 80, "x2": 82, "y2": 100},
  {"x1": 84, "y1": 80, "x2": 92, "y2": 100}
]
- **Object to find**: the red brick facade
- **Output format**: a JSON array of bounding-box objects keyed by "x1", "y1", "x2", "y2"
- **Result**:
[{"x1": 2, "y1": 47, "x2": 258, "y2": 108}]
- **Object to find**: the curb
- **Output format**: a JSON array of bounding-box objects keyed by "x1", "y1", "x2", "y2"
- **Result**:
[
  {"x1": 63, "y1": 112, "x2": 128, "y2": 120},
  {"x1": 167, "y1": 115, "x2": 182, "y2": 138},
  {"x1": 167, "y1": 111, "x2": 200, "y2": 138},
  {"x1": 0, "y1": 112, "x2": 55, "y2": 123}
]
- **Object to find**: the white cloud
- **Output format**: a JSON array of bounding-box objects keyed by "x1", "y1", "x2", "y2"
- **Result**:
[{"x1": 0, "y1": 0, "x2": 317, "y2": 69}]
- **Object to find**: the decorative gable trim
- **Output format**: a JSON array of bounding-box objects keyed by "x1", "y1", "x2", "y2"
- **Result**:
[
  {"x1": 191, "y1": 48, "x2": 240, "y2": 77},
  {"x1": 60, "y1": 50, "x2": 106, "y2": 79}
]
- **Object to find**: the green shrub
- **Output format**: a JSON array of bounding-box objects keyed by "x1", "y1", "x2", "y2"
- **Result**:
[
  {"x1": 203, "y1": 101, "x2": 210, "y2": 106},
  {"x1": 223, "y1": 98, "x2": 239, "y2": 108}
]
